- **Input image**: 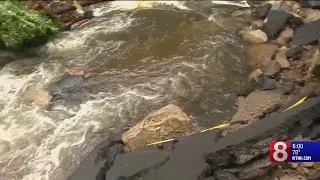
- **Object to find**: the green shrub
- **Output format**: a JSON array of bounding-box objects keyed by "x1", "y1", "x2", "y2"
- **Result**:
[{"x1": 0, "y1": 1, "x2": 59, "y2": 49}]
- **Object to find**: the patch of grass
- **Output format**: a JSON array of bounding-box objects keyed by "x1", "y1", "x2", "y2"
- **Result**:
[{"x1": 0, "y1": 1, "x2": 59, "y2": 49}]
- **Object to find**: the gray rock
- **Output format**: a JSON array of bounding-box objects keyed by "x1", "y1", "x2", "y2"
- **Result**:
[
  {"x1": 265, "y1": 10, "x2": 291, "y2": 39},
  {"x1": 105, "y1": 147, "x2": 171, "y2": 180},
  {"x1": 47, "y1": 74, "x2": 85, "y2": 96},
  {"x1": 286, "y1": 45, "x2": 304, "y2": 60},
  {"x1": 290, "y1": 19, "x2": 320, "y2": 46},
  {"x1": 69, "y1": 136, "x2": 124, "y2": 180},
  {"x1": 143, "y1": 130, "x2": 220, "y2": 180},
  {"x1": 254, "y1": 3, "x2": 272, "y2": 19},
  {"x1": 261, "y1": 75, "x2": 277, "y2": 90}
]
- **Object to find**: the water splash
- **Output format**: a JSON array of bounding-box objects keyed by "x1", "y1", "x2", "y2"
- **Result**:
[{"x1": 212, "y1": 0, "x2": 250, "y2": 7}]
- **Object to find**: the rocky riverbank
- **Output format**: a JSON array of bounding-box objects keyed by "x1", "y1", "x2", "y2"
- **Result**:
[
  {"x1": 225, "y1": 0, "x2": 320, "y2": 138},
  {"x1": 21, "y1": 0, "x2": 110, "y2": 31},
  {"x1": 67, "y1": 1, "x2": 320, "y2": 180}
]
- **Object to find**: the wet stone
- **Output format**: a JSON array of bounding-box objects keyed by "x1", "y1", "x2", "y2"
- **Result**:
[
  {"x1": 290, "y1": 19, "x2": 320, "y2": 46},
  {"x1": 265, "y1": 10, "x2": 291, "y2": 39},
  {"x1": 255, "y1": 74, "x2": 277, "y2": 91},
  {"x1": 47, "y1": 74, "x2": 85, "y2": 96},
  {"x1": 105, "y1": 147, "x2": 171, "y2": 180}
]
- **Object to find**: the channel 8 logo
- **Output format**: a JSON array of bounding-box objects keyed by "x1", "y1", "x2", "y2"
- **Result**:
[{"x1": 270, "y1": 141, "x2": 291, "y2": 162}]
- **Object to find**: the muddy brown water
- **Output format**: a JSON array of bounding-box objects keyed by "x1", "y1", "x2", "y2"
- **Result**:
[{"x1": 0, "y1": 1, "x2": 251, "y2": 180}]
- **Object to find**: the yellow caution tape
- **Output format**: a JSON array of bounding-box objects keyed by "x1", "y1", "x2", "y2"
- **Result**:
[
  {"x1": 147, "y1": 123, "x2": 230, "y2": 146},
  {"x1": 282, "y1": 96, "x2": 308, "y2": 112},
  {"x1": 147, "y1": 138, "x2": 175, "y2": 146},
  {"x1": 147, "y1": 96, "x2": 308, "y2": 146},
  {"x1": 200, "y1": 123, "x2": 230, "y2": 133}
]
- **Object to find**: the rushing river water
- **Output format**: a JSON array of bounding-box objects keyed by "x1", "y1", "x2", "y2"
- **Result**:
[{"x1": 1, "y1": 1, "x2": 251, "y2": 180}]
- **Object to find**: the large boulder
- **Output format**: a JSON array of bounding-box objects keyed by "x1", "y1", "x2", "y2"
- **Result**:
[
  {"x1": 22, "y1": 85, "x2": 52, "y2": 109},
  {"x1": 122, "y1": 104, "x2": 194, "y2": 151},
  {"x1": 242, "y1": 29, "x2": 268, "y2": 44},
  {"x1": 248, "y1": 44, "x2": 279, "y2": 69},
  {"x1": 290, "y1": 19, "x2": 320, "y2": 46},
  {"x1": 264, "y1": 10, "x2": 291, "y2": 39}
]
